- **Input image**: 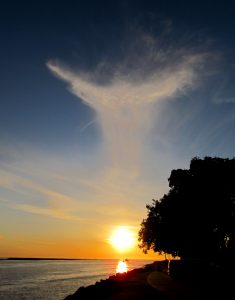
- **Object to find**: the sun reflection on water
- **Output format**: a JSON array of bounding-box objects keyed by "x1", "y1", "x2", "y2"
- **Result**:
[{"x1": 116, "y1": 260, "x2": 128, "y2": 274}]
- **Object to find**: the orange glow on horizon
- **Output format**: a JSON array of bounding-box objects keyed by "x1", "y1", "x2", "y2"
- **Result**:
[{"x1": 0, "y1": 225, "x2": 165, "y2": 260}]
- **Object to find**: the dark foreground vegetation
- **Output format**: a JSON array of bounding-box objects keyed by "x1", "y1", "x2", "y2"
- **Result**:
[
  {"x1": 65, "y1": 156, "x2": 234, "y2": 299},
  {"x1": 139, "y1": 156, "x2": 235, "y2": 269}
]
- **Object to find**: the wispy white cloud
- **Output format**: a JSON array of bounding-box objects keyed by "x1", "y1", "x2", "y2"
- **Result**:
[
  {"x1": 213, "y1": 93, "x2": 235, "y2": 104},
  {"x1": 43, "y1": 33, "x2": 211, "y2": 226},
  {"x1": 79, "y1": 118, "x2": 97, "y2": 132},
  {"x1": 47, "y1": 34, "x2": 206, "y2": 175},
  {"x1": 47, "y1": 53, "x2": 203, "y2": 108},
  {"x1": 0, "y1": 168, "x2": 85, "y2": 221},
  {"x1": 10, "y1": 203, "x2": 78, "y2": 220}
]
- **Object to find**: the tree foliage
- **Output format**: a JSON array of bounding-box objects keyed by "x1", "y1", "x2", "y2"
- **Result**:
[{"x1": 139, "y1": 157, "x2": 235, "y2": 262}]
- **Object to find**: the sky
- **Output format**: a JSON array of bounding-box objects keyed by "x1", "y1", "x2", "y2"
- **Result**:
[{"x1": 0, "y1": 0, "x2": 235, "y2": 259}]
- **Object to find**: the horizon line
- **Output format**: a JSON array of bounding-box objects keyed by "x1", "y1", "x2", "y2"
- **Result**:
[{"x1": 0, "y1": 257, "x2": 156, "y2": 261}]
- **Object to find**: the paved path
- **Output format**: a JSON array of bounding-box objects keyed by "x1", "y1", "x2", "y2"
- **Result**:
[{"x1": 147, "y1": 271, "x2": 200, "y2": 300}]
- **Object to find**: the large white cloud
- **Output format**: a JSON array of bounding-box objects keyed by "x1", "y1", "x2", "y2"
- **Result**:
[{"x1": 47, "y1": 39, "x2": 205, "y2": 173}]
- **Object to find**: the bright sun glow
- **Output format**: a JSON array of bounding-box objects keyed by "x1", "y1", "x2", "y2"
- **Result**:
[
  {"x1": 108, "y1": 226, "x2": 136, "y2": 252},
  {"x1": 116, "y1": 260, "x2": 128, "y2": 273}
]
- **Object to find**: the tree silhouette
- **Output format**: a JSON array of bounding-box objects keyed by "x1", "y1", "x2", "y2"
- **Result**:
[{"x1": 139, "y1": 157, "x2": 235, "y2": 264}]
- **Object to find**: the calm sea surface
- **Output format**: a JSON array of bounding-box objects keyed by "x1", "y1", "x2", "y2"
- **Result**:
[{"x1": 0, "y1": 259, "x2": 153, "y2": 300}]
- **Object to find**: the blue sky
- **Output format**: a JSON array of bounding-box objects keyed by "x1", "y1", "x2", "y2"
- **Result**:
[{"x1": 0, "y1": 0, "x2": 235, "y2": 258}]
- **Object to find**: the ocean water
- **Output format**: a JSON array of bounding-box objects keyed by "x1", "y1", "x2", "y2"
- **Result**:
[{"x1": 0, "y1": 259, "x2": 153, "y2": 300}]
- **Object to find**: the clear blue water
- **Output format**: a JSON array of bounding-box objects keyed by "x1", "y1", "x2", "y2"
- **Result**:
[{"x1": 0, "y1": 259, "x2": 153, "y2": 300}]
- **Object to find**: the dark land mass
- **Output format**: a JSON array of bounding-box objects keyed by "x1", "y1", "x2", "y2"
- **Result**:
[{"x1": 64, "y1": 260, "x2": 233, "y2": 300}]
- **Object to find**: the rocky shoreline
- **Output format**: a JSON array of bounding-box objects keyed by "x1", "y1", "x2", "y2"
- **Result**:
[
  {"x1": 63, "y1": 260, "x2": 233, "y2": 300},
  {"x1": 64, "y1": 261, "x2": 166, "y2": 300}
]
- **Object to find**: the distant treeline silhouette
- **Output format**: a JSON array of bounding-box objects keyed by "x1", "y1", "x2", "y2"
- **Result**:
[{"x1": 139, "y1": 156, "x2": 235, "y2": 266}]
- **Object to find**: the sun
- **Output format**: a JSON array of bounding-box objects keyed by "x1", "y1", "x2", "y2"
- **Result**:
[{"x1": 108, "y1": 226, "x2": 136, "y2": 252}]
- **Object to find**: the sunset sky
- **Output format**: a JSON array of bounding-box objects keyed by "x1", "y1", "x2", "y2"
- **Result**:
[{"x1": 0, "y1": 0, "x2": 235, "y2": 259}]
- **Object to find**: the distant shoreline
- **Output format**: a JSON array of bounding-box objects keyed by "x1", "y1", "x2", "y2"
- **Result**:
[{"x1": 0, "y1": 257, "x2": 99, "y2": 261}]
